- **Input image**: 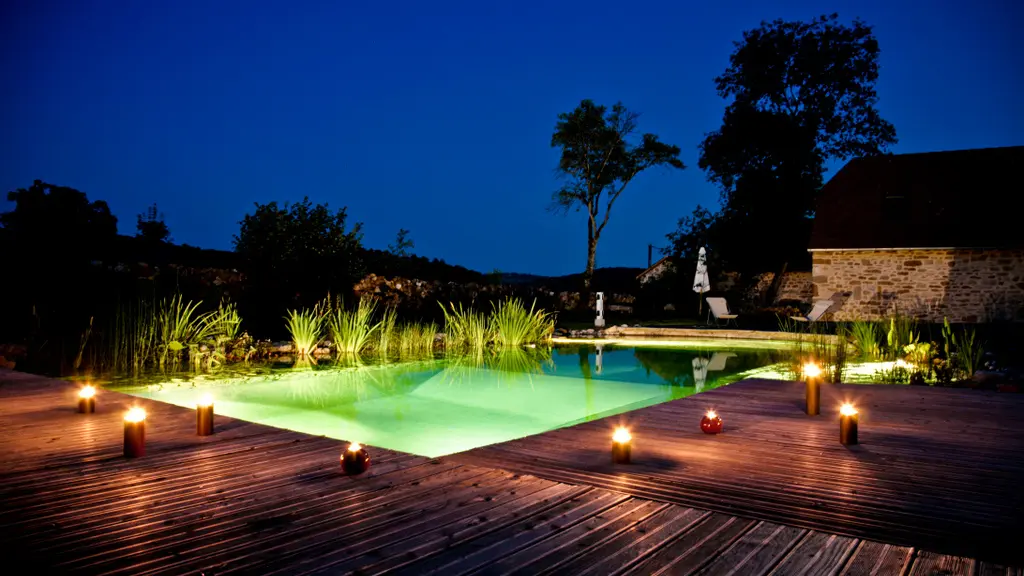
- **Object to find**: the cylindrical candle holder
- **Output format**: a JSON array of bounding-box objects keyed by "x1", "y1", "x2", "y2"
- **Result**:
[
  {"x1": 840, "y1": 404, "x2": 859, "y2": 445},
  {"x1": 805, "y1": 378, "x2": 820, "y2": 415},
  {"x1": 803, "y1": 362, "x2": 822, "y2": 416},
  {"x1": 700, "y1": 410, "x2": 723, "y2": 434},
  {"x1": 611, "y1": 427, "x2": 632, "y2": 464},
  {"x1": 77, "y1": 385, "x2": 96, "y2": 414},
  {"x1": 196, "y1": 394, "x2": 214, "y2": 436},
  {"x1": 342, "y1": 443, "x2": 371, "y2": 475},
  {"x1": 123, "y1": 408, "x2": 146, "y2": 458}
]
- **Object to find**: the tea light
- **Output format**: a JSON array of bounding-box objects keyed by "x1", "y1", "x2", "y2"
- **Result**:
[
  {"x1": 611, "y1": 427, "x2": 632, "y2": 464},
  {"x1": 196, "y1": 394, "x2": 214, "y2": 436},
  {"x1": 700, "y1": 410, "x2": 723, "y2": 434},
  {"x1": 77, "y1": 385, "x2": 96, "y2": 414},
  {"x1": 839, "y1": 403, "x2": 859, "y2": 445},
  {"x1": 342, "y1": 442, "x2": 371, "y2": 475},
  {"x1": 803, "y1": 362, "x2": 821, "y2": 416},
  {"x1": 123, "y1": 407, "x2": 147, "y2": 458}
]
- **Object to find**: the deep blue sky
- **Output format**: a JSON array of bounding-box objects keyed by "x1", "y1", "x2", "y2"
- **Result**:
[{"x1": 2, "y1": 0, "x2": 1022, "y2": 275}]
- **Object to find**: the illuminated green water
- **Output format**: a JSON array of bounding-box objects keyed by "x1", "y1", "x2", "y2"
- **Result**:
[{"x1": 110, "y1": 343, "x2": 792, "y2": 457}]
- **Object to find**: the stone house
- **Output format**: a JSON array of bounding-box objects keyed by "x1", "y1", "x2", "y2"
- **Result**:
[
  {"x1": 809, "y1": 146, "x2": 1024, "y2": 323},
  {"x1": 637, "y1": 256, "x2": 674, "y2": 285}
]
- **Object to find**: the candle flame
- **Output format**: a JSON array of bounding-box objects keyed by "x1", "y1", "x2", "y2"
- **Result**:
[
  {"x1": 124, "y1": 407, "x2": 147, "y2": 423},
  {"x1": 348, "y1": 442, "x2": 362, "y2": 452},
  {"x1": 79, "y1": 385, "x2": 96, "y2": 399},
  {"x1": 197, "y1": 394, "x2": 214, "y2": 408},
  {"x1": 705, "y1": 409, "x2": 718, "y2": 420},
  {"x1": 840, "y1": 403, "x2": 858, "y2": 416},
  {"x1": 803, "y1": 362, "x2": 822, "y2": 378},
  {"x1": 612, "y1": 427, "x2": 631, "y2": 444}
]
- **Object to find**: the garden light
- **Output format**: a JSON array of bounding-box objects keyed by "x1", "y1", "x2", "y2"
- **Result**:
[
  {"x1": 700, "y1": 409, "x2": 723, "y2": 434},
  {"x1": 342, "y1": 442, "x2": 370, "y2": 475},
  {"x1": 804, "y1": 362, "x2": 822, "y2": 416},
  {"x1": 839, "y1": 403, "x2": 859, "y2": 445},
  {"x1": 196, "y1": 394, "x2": 215, "y2": 436},
  {"x1": 78, "y1": 385, "x2": 96, "y2": 414},
  {"x1": 123, "y1": 407, "x2": 147, "y2": 458},
  {"x1": 611, "y1": 427, "x2": 632, "y2": 464}
]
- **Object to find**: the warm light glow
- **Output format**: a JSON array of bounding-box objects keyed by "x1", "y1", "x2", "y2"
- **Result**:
[
  {"x1": 612, "y1": 427, "x2": 631, "y2": 444},
  {"x1": 840, "y1": 403, "x2": 858, "y2": 416},
  {"x1": 197, "y1": 394, "x2": 214, "y2": 408},
  {"x1": 124, "y1": 407, "x2": 147, "y2": 423},
  {"x1": 705, "y1": 410, "x2": 718, "y2": 419},
  {"x1": 348, "y1": 442, "x2": 362, "y2": 452},
  {"x1": 803, "y1": 362, "x2": 822, "y2": 378},
  {"x1": 78, "y1": 385, "x2": 96, "y2": 399},
  {"x1": 894, "y1": 359, "x2": 910, "y2": 369}
]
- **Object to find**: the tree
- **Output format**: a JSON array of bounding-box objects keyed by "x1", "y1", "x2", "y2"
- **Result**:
[
  {"x1": 234, "y1": 197, "x2": 364, "y2": 330},
  {"x1": 551, "y1": 99, "x2": 684, "y2": 303},
  {"x1": 671, "y1": 14, "x2": 896, "y2": 273},
  {"x1": 2, "y1": 180, "x2": 118, "y2": 255},
  {"x1": 136, "y1": 203, "x2": 171, "y2": 243},
  {"x1": 388, "y1": 228, "x2": 414, "y2": 257}
]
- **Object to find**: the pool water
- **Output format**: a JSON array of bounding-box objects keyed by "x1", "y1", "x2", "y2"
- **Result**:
[{"x1": 110, "y1": 342, "x2": 792, "y2": 457}]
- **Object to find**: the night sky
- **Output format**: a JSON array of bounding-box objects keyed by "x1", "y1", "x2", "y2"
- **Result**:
[{"x1": 2, "y1": 0, "x2": 1021, "y2": 276}]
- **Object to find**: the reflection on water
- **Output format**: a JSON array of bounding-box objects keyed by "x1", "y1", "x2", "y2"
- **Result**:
[{"x1": 104, "y1": 343, "x2": 795, "y2": 457}]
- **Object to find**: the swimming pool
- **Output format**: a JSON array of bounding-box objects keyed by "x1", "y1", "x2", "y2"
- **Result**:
[{"x1": 109, "y1": 341, "x2": 793, "y2": 457}]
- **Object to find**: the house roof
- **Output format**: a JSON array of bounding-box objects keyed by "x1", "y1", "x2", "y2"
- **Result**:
[
  {"x1": 809, "y1": 146, "x2": 1024, "y2": 250},
  {"x1": 637, "y1": 255, "x2": 673, "y2": 279}
]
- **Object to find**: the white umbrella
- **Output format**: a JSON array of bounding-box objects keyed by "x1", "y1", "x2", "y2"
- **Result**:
[{"x1": 693, "y1": 247, "x2": 710, "y2": 315}]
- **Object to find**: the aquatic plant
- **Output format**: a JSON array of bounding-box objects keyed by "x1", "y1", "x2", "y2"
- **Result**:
[
  {"x1": 885, "y1": 312, "x2": 918, "y2": 359},
  {"x1": 848, "y1": 320, "x2": 880, "y2": 360},
  {"x1": 157, "y1": 295, "x2": 219, "y2": 368},
  {"x1": 328, "y1": 295, "x2": 379, "y2": 355},
  {"x1": 285, "y1": 301, "x2": 326, "y2": 358},
  {"x1": 440, "y1": 302, "x2": 491, "y2": 350},
  {"x1": 397, "y1": 322, "x2": 437, "y2": 356},
  {"x1": 109, "y1": 299, "x2": 158, "y2": 374},
  {"x1": 489, "y1": 298, "x2": 554, "y2": 348},
  {"x1": 375, "y1": 305, "x2": 398, "y2": 355},
  {"x1": 941, "y1": 317, "x2": 984, "y2": 380}
]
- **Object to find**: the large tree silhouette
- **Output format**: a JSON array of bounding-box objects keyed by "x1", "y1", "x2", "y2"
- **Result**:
[{"x1": 670, "y1": 14, "x2": 896, "y2": 273}]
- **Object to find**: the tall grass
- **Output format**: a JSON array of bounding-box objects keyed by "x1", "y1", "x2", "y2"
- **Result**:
[
  {"x1": 109, "y1": 299, "x2": 158, "y2": 374},
  {"x1": 397, "y1": 322, "x2": 437, "y2": 356},
  {"x1": 788, "y1": 323, "x2": 847, "y2": 383},
  {"x1": 885, "y1": 312, "x2": 918, "y2": 359},
  {"x1": 375, "y1": 306, "x2": 398, "y2": 355},
  {"x1": 328, "y1": 295, "x2": 379, "y2": 355},
  {"x1": 489, "y1": 298, "x2": 554, "y2": 348},
  {"x1": 849, "y1": 320, "x2": 880, "y2": 360},
  {"x1": 440, "y1": 302, "x2": 491, "y2": 350},
  {"x1": 286, "y1": 301, "x2": 326, "y2": 358}
]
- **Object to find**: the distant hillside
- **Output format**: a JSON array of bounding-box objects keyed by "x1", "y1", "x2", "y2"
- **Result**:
[{"x1": 500, "y1": 267, "x2": 643, "y2": 293}]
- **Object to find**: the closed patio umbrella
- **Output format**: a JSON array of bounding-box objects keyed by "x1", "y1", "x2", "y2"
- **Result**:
[{"x1": 693, "y1": 247, "x2": 711, "y2": 315}]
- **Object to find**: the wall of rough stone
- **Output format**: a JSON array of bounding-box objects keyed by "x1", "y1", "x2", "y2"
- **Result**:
[
  {"x1": 812, "y1": 249, "x2": 1024, "y2": 322},
  {"x1": 775, "y1": 272, "x2": 814, "y2": 303}
]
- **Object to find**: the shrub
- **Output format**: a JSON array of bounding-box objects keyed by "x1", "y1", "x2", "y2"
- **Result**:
[{"x1": 286, "y1": 301, "x2": 326, "y2": 358}]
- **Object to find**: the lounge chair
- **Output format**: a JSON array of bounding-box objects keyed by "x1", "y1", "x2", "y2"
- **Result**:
[
  {"x1": 706, "y1": 297, "x2": 738, "y2": 326},
  {"x1": 790, "y1": 300, "x2": 834, "y2": 323},
  {"x1": 706, "y1": 352, "x2": 737, "y2": 372}
]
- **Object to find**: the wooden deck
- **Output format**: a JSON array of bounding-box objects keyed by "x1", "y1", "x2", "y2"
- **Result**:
[
  {"x1": 455, "y1": 379, "x2": 1024, "y2": 568},
  {"x1": 0, "y1": 370, "x2": 1019, "y2": 575}
]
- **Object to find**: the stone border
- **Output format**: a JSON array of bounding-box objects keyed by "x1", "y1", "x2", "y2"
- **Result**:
[{"x1": 601, "y1": 326, "x2": 842, "y2": 345}]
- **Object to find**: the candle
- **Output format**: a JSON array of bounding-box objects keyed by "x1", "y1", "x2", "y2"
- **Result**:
[
  {"x1": 196, "y1": 394, "x2": 214, "y2": 436},
  {"x1": 123, "y1": 407, "x2": 147, "y2": 458},
  {"x1": 803, "y1": 362, "x2": 821, "y2": 416},
  {"x1": 611, "y1": 427, "x2": 632, "y2": 464},
  {"x1": 839, "y1": 403, "x2": 859, "y2": 445},
  {"x1": 342, "y1": 442, "x2": 371, "y2": 475},
  {"x1": 700, "y1": 409, "x2": 723, "y2": 434},
  {"x1": 77, "y1": 385, "x2": 96, "y2": 414}
]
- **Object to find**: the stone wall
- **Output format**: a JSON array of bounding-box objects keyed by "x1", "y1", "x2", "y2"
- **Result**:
[
  {"x1": 775, "y1": 272, "x2": 814, "y2": 303},
  {"x1": 812, "y1": 249, "x2": 1024, "y2": 322}
]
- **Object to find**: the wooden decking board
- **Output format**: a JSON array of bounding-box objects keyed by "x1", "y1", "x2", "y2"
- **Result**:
[
  {"x1": 298, "y1": 483, "x2": 599, "y2": 576},
  {"x1": 455, "y1": 379, "x2": 1024, "y2": 565},
  {"x1": 0, "y1": 370, "x2": 1017, "y2": 574},
  {"x1": 554, "y1": 506, "x2": 710, "y2": 576},
  {"x1": 201, "y1": 472, "x2": 565, "y2": 575}
]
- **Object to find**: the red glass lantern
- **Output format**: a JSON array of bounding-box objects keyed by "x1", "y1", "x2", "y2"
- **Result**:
[
  {"x1": 700, "y1": 410, "x2": 723, "y2": 434},
  {"x1": 342, "y1": 442, "x2": 371, "y2": 475}
]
